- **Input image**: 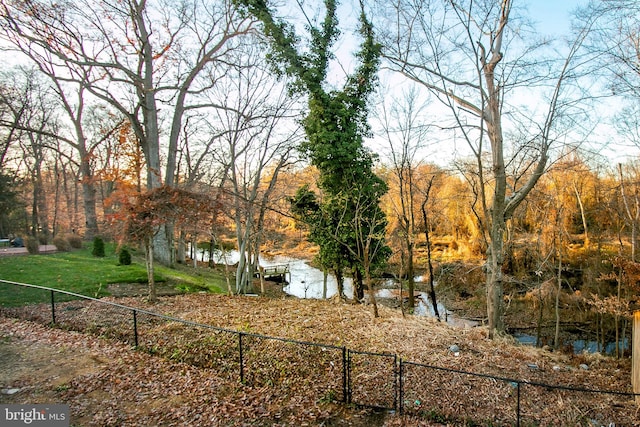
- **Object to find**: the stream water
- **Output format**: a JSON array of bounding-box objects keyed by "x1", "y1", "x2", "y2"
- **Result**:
[
  {"x1": 208, "y1": 250, "x2": 354, "y2": 298},
  {"x1": 512, "y1": 332, "x2": 629, "y2": 355},
  {"x1": 207, "y1": 249, "x2": 477, "y2": 327},
  {"x1": 205, "y1": 249, "x2": 625, "y2": 352}
]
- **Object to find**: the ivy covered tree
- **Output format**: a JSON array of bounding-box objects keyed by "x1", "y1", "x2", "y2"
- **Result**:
[
  {"x1": 241, "y1": 0, "x2": 390, "y2": 306},
  {"x1": 289, "y1": 185, "x2": 350, "y2": 298}
]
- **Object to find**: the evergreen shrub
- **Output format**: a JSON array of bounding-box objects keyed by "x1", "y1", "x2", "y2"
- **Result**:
[
  {"x1": 92, "y1": 236, "x2": 105, "y2": 257},
  {"x1": 118, "y1": 247, "x2": 132, "y2": 265}
]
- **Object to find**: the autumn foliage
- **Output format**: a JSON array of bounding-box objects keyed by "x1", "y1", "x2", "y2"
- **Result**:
[{"x1": 123, "y1": 186, "x2": 219, "y2": 244}]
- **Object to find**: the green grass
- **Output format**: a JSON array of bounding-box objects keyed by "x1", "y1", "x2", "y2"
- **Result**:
[{"x1": 0, "y1": 244, "x2": 227, "y2": 306}]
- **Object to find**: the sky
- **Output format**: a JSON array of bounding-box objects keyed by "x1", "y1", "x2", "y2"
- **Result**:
[
  {"x1": 4, "y1": 0, "x2": 629, "y2": 166},
  {"x1": 525, "y1": 0, "x2": 632, "y2": 164},
  {"x1": 528, "y1": 0, "x2": 588, "y2": 35},
  {"x1": 362, "y1": 0, "x2": 632, "y2": 167}
]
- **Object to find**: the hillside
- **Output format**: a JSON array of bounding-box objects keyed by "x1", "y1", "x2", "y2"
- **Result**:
[{"x1": 1, "y1": 292, "x2": 636, "y2": 426}]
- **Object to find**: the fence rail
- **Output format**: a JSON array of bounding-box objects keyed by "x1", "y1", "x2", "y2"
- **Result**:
[{"x1": 0, "y1": 279, "x2": 637, "y2": 426}]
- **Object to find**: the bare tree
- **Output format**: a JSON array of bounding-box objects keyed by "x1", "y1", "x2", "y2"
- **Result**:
[
  {"x1": 210, "y1": 42, "x2": 302, "y2": 294},
  {"x1": 618, "y1": 163, "x2": 640, "y2": 262},
  {"x1": 378, "y1": 85, "x2": 435, "y2": 313},
  {"x1": 1, "y1": 0, "x2": 256, "y2": 263},
  {"x1": 0, "y1": 73, "x2": 25, "y2": 170},
  {"x1": 2, "y1": 68, "x2": 59, "y2": 241},
  {"x1": 420, "y1": 175, "x2": 441, "y2": 320},
  {"x1": 377, "y1": 0, "x2": 597, "y2": 337},
  {"x1": 582, "y1": 0, "x2": 640, "y2": 100}
]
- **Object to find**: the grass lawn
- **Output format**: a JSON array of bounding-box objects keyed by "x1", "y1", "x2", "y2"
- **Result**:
[{"x1": 0, "y1": 245, "x2": 227, "y2": 306}]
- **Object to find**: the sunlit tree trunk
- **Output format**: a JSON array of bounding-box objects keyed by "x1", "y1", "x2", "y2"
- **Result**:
[
  {"x1": 619, "y1": 163, "x2": 640, "y2": 262},
  {"x1": 144, "y1": 236, "x2": 157, "y2": 303},
  {"x1": 364, "y1": 244, "x2": 379, "y2": 318},
  {"x1": 322, "y1": 269, "x2": 328, "y2": 299},
  {"x1": 554, "y1": 236, "x2": 562, "y2": 350},
  {"x1": 573, "y1": 183, "x2": 589, "y2": 248},
  {"x1": 421, "y1": 177, "x2": 440, "y2": 321}
]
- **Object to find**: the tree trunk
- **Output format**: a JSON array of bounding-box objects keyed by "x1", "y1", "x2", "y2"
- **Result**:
[
  {"x1": 353, "y1": 268, "x2": 365, "y2": 301},
  {"x1": 145, "y1": 237, "x2": 157, "y2": 302},
  {"x1": 79, "y1": 153, "x2": 99, "y2": 239},
  {"x1": 236, "y1": 248, "x2": 249, "y2": 294},
  {"x1": 421, "y1": 180, "x2": 440, "y2": 320},
  {"x1": 554, "y1": 246, "x2": 562, "y2": 349},
  {"x1": 573, "y1": 183, "x2": 589, "y2": 247},
  {"x1": 153, "y1": 224, "x2": 174, "y2": 267},
  {"x1": 486, "y1": 228, "x2": 506, "y2": 337},
  {"x1": 261, "y1": 266, "x2": 268, "y2": 294},
  {"x1": 425, "y1": 235, "x2": 440, "y2": 321},
  {"x1": 219, "y1": 247, "x2": 233, "y2": 296},
  {"x1": 365, "y1": 269, "x2": 379, "y2": 318},
  {"x1": 62, "y1": 166, "x2": 79, "y2": 235},
  {"x1": 208, "y1": 236, "x2": 215, "y2": 268},
  {"x1": 334, "y1": 268, "x2": 344, "y2": 299},
  {"x1": 176, "y1": 230, "x2": 186, "y2": 264},
  {"x1": 406, "y1": 238, "x2": 415, "y2": 311},
  {"x1": 323, "y1": 269, "x2": 328, "y2": 299},
  {"x1": 616, "y1": 264, "x2": 623, "y2": 358},
  {"x1": 362, "y1": 241, "x2": 379, "y2": 317},
  {"x1": 536, "y1": 282, "x2": 544, "y2": 347},
  {"x1": 192, "y1": 238, "x2": 198, "y2": 268}
]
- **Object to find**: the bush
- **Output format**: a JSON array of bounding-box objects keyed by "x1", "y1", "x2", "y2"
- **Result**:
[
  {"x1": 67, "y1": 235, "x2": 83, "y2": 249},
  {"x1": 92, "y1": 236, "x2": 105, "y2": 257},
  {"x1": 25, "y1": 237, "x2": 40, "y2": 254},
  {"x1": 53, "y1": 236, "x2": 71, "y2": 252},
  {"x1": 118, "y1": 247, "x2": 132, "y2": 265}
]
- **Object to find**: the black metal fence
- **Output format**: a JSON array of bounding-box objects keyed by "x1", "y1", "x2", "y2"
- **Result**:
[{"x1": 1, "y1": 279, "x2": 637, "y2": 426}]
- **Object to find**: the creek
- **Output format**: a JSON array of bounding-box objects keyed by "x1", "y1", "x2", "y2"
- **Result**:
[
  {"x1": 512, "y1": 331, "x2": 629, "y2": 355},
  {"x1": 207, "y1": 249, "x2": 475, "y2": 327},
  {"x1": 205, "y1": 249, "x2": 625, "y2": 353},
  {"x1": 207, "y1": 249, "x2": 353, "y2": 298}
]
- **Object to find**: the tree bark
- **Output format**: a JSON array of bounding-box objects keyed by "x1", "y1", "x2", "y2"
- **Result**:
[
  {"x1": 145, "y1": 237, "x2": 157, "y2": 302},
  {"x1": 334, "y1": 268, "x2": 344, "y2": 299},
  {"x1": 554, "y1": 238, "x2": 563, "y2": 349},
  {"x1": 421, "y1": 177, "x2": 440, "y2": 320}
]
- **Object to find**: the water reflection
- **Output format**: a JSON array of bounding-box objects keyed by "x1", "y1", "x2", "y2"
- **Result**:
[
  {"x1": 208, "y1": 249, "x2": 476, "y2": 327},
  {"x1": 513, "y1": 332, "x2": 629, "y2": 355},
  {"x1": 208, "y1": 250, "x2": 352, "y2": 299}
]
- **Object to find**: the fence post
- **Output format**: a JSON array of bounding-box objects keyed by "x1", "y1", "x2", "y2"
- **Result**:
[
  {"x1": 633, "y1": 310, "x2": 640, "y2": 404},
  {"x1": 516, "y1": 381, "x2": 521, "y2": 427},
  {"x1": 132, "y1": 309, "x2": 138, "y2": 347},
  {"x1": 393, "y1": 354, "x2": 398, "y2": 411},
  {"x1": 342, "y1": 346, "x2": 348, "y2": 404},
  {"x1": 239, "y1": 332, "x2": 245, "y2": 384},
  {"x1": 50, "y1": 290, "x2": 56, "y2": 324},
  {"x1": 398, "y1": 359, "x2": 404, "y2": 415}
]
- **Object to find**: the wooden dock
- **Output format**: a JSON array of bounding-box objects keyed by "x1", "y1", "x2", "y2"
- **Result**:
[{"x1": 259, "y1": 264, "x2": 290, "y2": 283}]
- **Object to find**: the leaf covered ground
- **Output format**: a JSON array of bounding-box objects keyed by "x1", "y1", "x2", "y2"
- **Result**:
[{"x1": 1, "y1": 292, "x2": 637, "y2": 426}]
